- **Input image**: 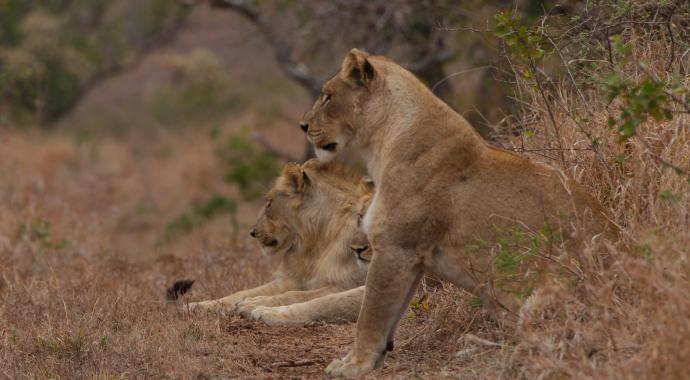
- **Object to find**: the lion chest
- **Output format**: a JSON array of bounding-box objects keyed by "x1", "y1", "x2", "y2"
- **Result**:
[{"x1": 362, "y1": 192, "x2": 378, "y2": 236}]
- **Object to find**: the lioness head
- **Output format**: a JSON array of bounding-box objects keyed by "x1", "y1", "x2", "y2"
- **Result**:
[
  {"x1": 300, "y1": 48, "x2": 382, "y2": 162},
  {"x1": 250, "y1": 159, "x2": 374, "y2": 258}
]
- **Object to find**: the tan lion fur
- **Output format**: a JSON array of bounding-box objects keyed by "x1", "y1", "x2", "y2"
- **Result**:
[
  {"x1": 300, "y1": 49, "x2": 618, "y2": 377},
  {"x1": 187, "y1": 159, "x2": 374, "y2": 326}
]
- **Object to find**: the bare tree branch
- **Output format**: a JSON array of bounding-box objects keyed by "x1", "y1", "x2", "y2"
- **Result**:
[
  {"x1": 209, "y1": 0, "x2": 322, "y2": 98},
  {"x1": 407, "y1": 47, "x2": 454, "y2": 73},
  {"x1": 250, "y1": 132, "x2": 301, "y2": 162}
]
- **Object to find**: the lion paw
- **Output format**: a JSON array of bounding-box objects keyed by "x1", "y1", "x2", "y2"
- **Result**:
[
  {"x1": 250, "y1": 306, "x2": 282, "y2": 325},
  {"x1": 236, "y1": 296, "x2": 271, "y2": 317},
  {"x1": 185, "y1": 301, "x2": 213, "y2": 314},
  {"x1": 250, "y1": 306, "x2": 303, "y2": 326}
]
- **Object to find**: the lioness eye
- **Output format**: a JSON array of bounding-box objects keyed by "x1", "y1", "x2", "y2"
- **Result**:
[
  {"x1": 266, "y1": 199, "x2": 272, "y2": 210},
  {"x1": 323, "y1": 93, "x2": 332, "y2": 103}
]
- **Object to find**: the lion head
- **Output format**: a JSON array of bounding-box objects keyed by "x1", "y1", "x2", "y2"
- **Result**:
[{"x1": 250, "y1": 159, "x2": 374, "y2": 258}]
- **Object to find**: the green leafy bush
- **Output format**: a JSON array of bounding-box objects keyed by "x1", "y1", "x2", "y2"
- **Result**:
[
  {"x1": 219, "y1": 131, "x2": 281, "y2": 200},
  {"x1": 605, "y1": 76, "x2": 673, "y2": 141},
  {"x1": 0, "y1": 0, "x2": 187, "y2": 125},
  {"x1": 165, "y1": 194, "x2": 236, "y2": 241}
]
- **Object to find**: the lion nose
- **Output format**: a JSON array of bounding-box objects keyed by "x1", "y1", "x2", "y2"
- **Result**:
[
  {"x1": 352, "y1": 246, "x2": 368, "y2": 254},
  {"x1": 249, "y1": 228, "x2": 256, "y2": 238},
  {"x1": 299, "y1": 122, "x2": 309, "y2": 133}
]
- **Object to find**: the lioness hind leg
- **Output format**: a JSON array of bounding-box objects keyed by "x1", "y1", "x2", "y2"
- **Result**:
[
  {"x1": 326, "y1": 245, "x2": 423, "y2": 378},
  {"x1": 251, "y1": 286, "x2": 365, "y2": 326}
]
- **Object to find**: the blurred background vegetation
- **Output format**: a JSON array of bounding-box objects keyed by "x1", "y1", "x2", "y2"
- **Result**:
[
  {"x1": 0, "y1": 0, "x2": 186, "y2": 125},
  {"x1": 0, "y1": 0, "x2": 687, "y2": 239}
]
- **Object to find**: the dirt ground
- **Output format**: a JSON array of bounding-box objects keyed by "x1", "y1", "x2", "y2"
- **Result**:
[
  {"x1": 0, "y1": 9, "x2": 496, "y2": 378},
  {"x1": 1, "y1": 121, "x2": 687, "y2": 379},
  {"x1": 0, "y1": 131, "x2": 505, "y2": 379}
]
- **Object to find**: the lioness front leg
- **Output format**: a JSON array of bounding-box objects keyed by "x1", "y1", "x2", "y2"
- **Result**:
[
  {"x1": 251, "y1": 286, "x2": 365, "y2": 326},
  {"x1": 326, "y1": 245, "x2": 423, "y2": 378},
  {"x1": 236, "y1": 286, "x2": 342, "y2": 316},
  {"x1": 186, "y1": 279, "x2": 295, "y2": 315}
]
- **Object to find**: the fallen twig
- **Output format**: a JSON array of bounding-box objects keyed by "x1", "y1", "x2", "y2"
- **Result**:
[
  {"x1": 461, "y1": 333, "x2": 505, "y2": 348},
  {"x1": 271, "y1": 359, "x2": 319, "y2": 368}
]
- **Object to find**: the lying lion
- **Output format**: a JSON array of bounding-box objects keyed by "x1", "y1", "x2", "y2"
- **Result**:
[
  {"x1": 299, "y1": 49, "x2": 619, "y2": 377},
  {"x1": 188, "y1": 159, "x2": 373, "y2": 326}
]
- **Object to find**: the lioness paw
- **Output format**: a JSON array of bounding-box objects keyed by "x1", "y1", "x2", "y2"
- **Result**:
[
  {"x1": 325, "y1": 351, "x2": 380, "y2": 378},
  {"x1": 325, "y1": 358, "x2": 375, "y2": 378},
  {"x1": 325, "y1": 358, "x2": 346, "y2": 376}
]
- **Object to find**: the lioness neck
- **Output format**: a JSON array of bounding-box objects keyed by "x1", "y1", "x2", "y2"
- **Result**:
[{"x1": 358, "y1": 65, "x2": 487, "y2": 183}]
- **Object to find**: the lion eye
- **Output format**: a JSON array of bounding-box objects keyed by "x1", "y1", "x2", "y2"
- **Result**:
[
  {"x1": 265, "y1": 199, "x2": 272, "y2": 210},
  {"x1": 323, "y1": 93, "x2": 332, "y2": 104}
]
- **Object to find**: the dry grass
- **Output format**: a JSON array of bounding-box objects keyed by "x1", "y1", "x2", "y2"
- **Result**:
[
  {"x1": 1, "y1": 33, "x2": 689, "y2": 380},
  {"x1": 0, "y1": 129, "x2": 483, "y2": 379}
]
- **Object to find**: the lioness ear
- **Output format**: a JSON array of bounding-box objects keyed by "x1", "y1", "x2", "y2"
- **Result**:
[
  {"x1": 357, "y1": 176, "x2": 375, "y2": 196},
  {"x1": 341, "y1": 48, "x2": 375, "y2": 88},
  {"x1": 282, "y1": 163, "x2": 310, "y2": 193}
]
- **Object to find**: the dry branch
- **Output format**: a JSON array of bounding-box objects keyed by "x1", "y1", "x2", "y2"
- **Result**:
[
  {"x1": 210, "y1": 0, "x2": 322, "y2": 98},
  {"x1": 251, "y1": 132, "x2": 301, "y2": 162},
  {"x1": 270, "y1": 359, "x2": 319, "y2": 368}
]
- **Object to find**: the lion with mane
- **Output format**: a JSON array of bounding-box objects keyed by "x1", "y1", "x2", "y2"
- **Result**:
[{"x1": 188, "y1": 159, "x2": 373, "y2": 326}]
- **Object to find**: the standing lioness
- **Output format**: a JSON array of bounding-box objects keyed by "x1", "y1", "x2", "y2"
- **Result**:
[{"x1": 300, "y1": 49, "x2": 617, "y2": 377}]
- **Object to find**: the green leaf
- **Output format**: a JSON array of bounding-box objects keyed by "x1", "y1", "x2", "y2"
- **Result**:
[
  {"x1": 659, "y1": 190, "x2": 680, "y2": 203},
  {"x1": 468, "y1": 297, "x2": 484, "y2": 309},
  {"x1": 591, "y1": 137, "x2": 602, "y2": 148},
  {"x1": 607, "y1": 116, "x2": 616, "y2": 128}
]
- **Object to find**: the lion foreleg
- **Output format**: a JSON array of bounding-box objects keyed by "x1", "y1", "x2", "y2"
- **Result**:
[
  {"x1": 186, "y1": 279, "x2": 296, "y2": 315},
  {"x1": 251, "y1": 286, "x2": 365, "y2": 326},
  {"x1": 236, "y1": 285, "x2": 342, "y2": 316}
]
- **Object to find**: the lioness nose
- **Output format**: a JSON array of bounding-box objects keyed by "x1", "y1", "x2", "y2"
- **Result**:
[
  {"x1": 249, "y1": 228, "x2": 256, "y2": 238},
  {"x1": 299, "y1": 122, "x2": 309, "y2": 133}
]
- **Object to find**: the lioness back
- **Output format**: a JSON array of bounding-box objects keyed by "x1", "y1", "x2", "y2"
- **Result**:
[{"x1": 447, "y1": 146, "x2": 614, "y2": 243}]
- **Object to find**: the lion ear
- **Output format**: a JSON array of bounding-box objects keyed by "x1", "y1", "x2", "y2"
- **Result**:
[
  {"x1": 282, "y1": 162, "x2": 310, "y2": 193},
  {"x1": 341, "y1": 48, "x2": 375, "y2": 88},
  {"x1": 357, "y1": 176, "x2": 375, "y2": 196}
]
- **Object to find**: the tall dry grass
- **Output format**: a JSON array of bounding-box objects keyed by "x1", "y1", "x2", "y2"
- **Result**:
[{"x1": 405, "y1": 21, "x2": 690, "y2": 379}]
